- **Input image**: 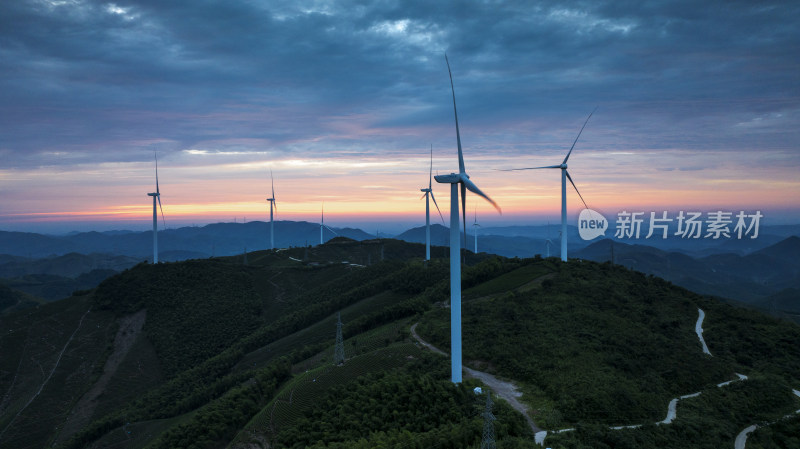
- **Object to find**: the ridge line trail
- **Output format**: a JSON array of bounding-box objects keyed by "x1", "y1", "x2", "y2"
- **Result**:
[
  {"x1": 409, "y1": 323, "x2": 542, "y2": 434},
  {"x1": 0, "y1": 307, "x2": 92, "y2": 440}
]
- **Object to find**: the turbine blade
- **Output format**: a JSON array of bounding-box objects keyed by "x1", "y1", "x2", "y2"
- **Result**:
[
  {"x1": 445, "y1": 55, "x2": 466, "y2": 175},
  {"x1": 562, "y1": 107, "x2": 597, "y2": 165},
  {"x1": 461, "y1": 182, "x2": 467, "y2": 250},
  {"x1": 565, "y1": 170, "x2": 589, "y2": 209},
  {"x1": 429, "y1": 144, "x2": 433, "y2": 190},
  {"x1": 157, "y1": 195, "x2": 166, "y2": 229},
  {"x1": 420, "y1": 192, "x2": 427, "y2": 200},
  {"x1": 430, "y1": 190, "x2": 445, "y2": 224},
  {"x1": 324, "y1": 224, "x2": 338, "y2": 235},
  {"x1": 462, "y1": 176, "x2": 501, "y2": 213},
  {"x1": 155, "y1": 152, "x2": 160, "y2": 194},
  {"x1": 271, "y1": 169, "x2": 275, "y2": 199},
  {"x1": 499, "y1": 165, "x2": 561, "y2": 171}
]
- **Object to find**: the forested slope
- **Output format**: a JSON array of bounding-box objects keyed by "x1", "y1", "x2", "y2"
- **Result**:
[{"x1": 0, "y1": 239, "x2": 797, "y2": 449}]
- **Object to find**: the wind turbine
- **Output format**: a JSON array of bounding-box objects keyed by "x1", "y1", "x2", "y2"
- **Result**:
[
  {"x1": 472, "y1": 208, "x2": 480, "y2": 253},
  {"x1": 266, "y1": 170, "x2": 277, "y2": 250},
  {"x1": 545, "y1": 221, "x2": 554, "y2": 258},
  {"x1": 420, "y1": 145, "x2": 445, "y2": 260},
  {"x1": 505, "y1": 108, "x2": 596, "y2": 262},
  {"x1": 434, "y1": 55, "x2": 501, "y2": 384},
  {"x1": 320, "y1": 203, "x2": 338, "y2": 245},
  {"x1": 146, "y1": 153, "x2": 166, "y2": 264}
]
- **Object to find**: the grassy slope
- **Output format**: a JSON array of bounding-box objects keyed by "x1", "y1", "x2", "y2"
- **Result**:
[
  {"x1": 2, "y1": 240, "x2": 799, "y2": 449},
  {"x1": 416, "y1": 259, "x2": 800, "y2": 448},
  {"x1": 0, "y1": 294, "x2": 117, "y2": 449}
]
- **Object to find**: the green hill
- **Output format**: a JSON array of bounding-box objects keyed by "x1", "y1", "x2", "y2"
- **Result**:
[{"x1": 0, "y1": 239, "x2": 798, "y2": 449}]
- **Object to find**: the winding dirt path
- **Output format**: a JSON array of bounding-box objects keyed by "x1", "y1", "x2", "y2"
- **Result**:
[
  {"x1": 0, "y1": 307, "x2": 92, "y2": 441},
  {"x1": 734, "y1": 425, "x2": 758, "y2": 449},
  {"x1": 696, "y1": 308, "x2": 711, "y2": 356},
  {"x1": 409, "y1": 323, "x2": 542, "y2": 434},
  {"x1": 735, "y1": 388, "x2": 800, "y2": 449}
]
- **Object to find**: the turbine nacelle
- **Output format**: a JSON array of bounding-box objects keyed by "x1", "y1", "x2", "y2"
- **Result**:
[{"x1": 434, "y1": 173, "x2": 460, "y2": 184}]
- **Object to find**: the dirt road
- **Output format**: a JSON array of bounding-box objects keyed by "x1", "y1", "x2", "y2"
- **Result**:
[{"x1": 409, "y1": 323, "x2": 542, "y2": 434}]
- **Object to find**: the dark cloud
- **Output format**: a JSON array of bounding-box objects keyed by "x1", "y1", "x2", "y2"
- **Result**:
[{"x1": 0, "y1": 0, "x2": 798, "y2": 169}]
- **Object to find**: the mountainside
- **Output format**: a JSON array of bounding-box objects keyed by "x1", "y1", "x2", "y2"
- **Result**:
[
  {"x1": 0, "y1": 239, "x2": 798, "y2": 449},
  {"x1": 577, "y1": 237, "x2": 800, "y2": 311},
  {"x1": 0, "y1": 252, "x2": 141, "y2": 279},
  {"x1": 0, "y1": 282, "x2": 41, "y2": 314}
]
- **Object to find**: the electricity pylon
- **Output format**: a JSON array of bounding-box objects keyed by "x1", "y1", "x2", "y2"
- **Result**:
[{"x1": 481, "y1": 392, "x2": 496, "y2": 449}]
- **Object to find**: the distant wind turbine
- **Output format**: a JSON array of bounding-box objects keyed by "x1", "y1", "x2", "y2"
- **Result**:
[
  {"x1": 146, "y1": 153, "x2": 166, "y2": 264},
  {"x1": 320, "y1": 202, "x2": 338, "y2": 245},
  {"x1": 472, "y1": 208, "x2": 480, "y2": 253},
  {"x1": 420, "y1": 145, "x2": 445, "y2": 260},
  {"x1": 267, "y1": 170, "x2": 277, "y2": 250},
  {"x1": 435, "y1": 55, "x2": 501, "y2": 384},
  {"x1": 545, "y1": 221, "x2": 553, "y2": 258},
  {"x1": 504, "y1": 108, "x2": 596, "y2": 262}
]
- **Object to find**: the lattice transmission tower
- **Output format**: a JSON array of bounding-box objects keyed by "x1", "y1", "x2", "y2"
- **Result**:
[
  {"x1": 334, "y1": 312, "x2": 345, "y2": 365},
  {"x1": 481, "y1": 392, "x2": 497, "y2": 449}
]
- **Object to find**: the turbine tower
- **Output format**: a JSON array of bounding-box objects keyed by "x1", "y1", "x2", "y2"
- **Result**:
[
  {"x1": 420, "y1": 145, "x2": 444, "y2": 260},
  {"x1": 472, "y1": 208, "x2": 480, "y2": 253},
  {"x1": 320, "y1": 203, "x2": 338, "y2": 245},
  {"x1": 505, "y1": 108, "x2": 595, "y2": 262},
  {"x1": 435, "y1": 55, "x2": 501, "y2": 384},
  {"x1": 266, "y1": 170, "x2": 277, "y2": 250},
  {"x1": 146, "y1": 153, "x2": 166, "y2": 264}
]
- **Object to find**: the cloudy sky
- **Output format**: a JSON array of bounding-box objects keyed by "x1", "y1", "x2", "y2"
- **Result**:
[{"x1": 1, "y1": 0, "x2": 798, "y2": 233}]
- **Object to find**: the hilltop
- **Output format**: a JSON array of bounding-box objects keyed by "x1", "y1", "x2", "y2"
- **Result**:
[{"x1": 0, "y1": 238, "x2": 798, "y2": 448}]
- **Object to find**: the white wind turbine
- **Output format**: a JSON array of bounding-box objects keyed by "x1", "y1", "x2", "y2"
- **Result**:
[
  {"x1": 545, "y1": 221, "x2": 554, "y2": 258},
  {"x1": 505, "y1": 109, "x2": 595, "y2": 262},
  {"x1": 420, "y1": 145, "x2": 445, "y2": 260},
  {"x1": 434, "y1": 55, "x2": 501, "y2": 384},
  {"x1": 320, "y1": 202, "x2": 338, "y2": 245},
  {"x1": 146, "y1": 153, "x2": 166, "y2": 264},
  {"x1": 266, "y1": 170, "x2": 277, "y2": 250},
  {"x1": 472, "y1": 208, "x2": 480, "y2": 253}
]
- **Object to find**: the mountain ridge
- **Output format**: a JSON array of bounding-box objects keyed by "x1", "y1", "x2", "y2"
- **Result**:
[{"x1": 0, "y1": 239, "x2": 798, "y2": 448}]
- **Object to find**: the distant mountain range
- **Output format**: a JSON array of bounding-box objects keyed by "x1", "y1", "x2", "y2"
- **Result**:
[
  {"x1": 1, "y1": 221, "x2": 798, "y2": 313},
  {"x1": 575, "y1": 236, "x2": 800, "y2": 322},
  {"x1": 2, "y1": 220, "x2": 797, "y2": 260},
  {"x1": 0, "y1": 221, "x2": 374, "y2": 260}
]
